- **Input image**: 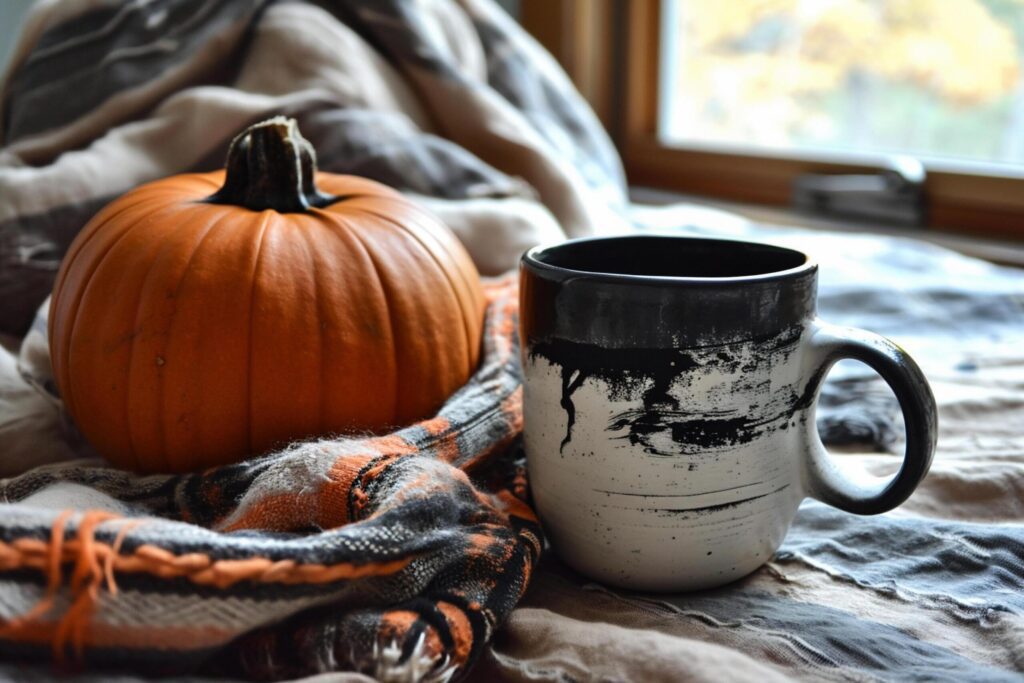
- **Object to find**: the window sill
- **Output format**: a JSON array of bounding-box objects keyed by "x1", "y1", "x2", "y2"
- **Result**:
[{"x1": 630, "y1": 186, "x2": 1024, "y2": 269}]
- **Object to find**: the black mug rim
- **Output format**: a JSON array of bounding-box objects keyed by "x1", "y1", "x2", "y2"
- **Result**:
[{"x1": 522, "y1": 234, "x2": 817, "y2": 285}]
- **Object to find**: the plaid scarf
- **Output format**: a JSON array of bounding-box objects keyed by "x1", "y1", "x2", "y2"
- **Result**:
[{"x1": 0, "y1": 279, "x2": 540, "y2": 680}]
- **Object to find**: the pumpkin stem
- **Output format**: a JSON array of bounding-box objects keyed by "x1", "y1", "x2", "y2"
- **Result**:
[{"x1": 206, "y1": 116, "x2": 337, "y2": 212}]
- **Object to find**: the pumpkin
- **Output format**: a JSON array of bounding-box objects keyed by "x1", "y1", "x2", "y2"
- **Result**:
[{"x1": 49, "y1": 117, "x2": 486, "y2": 474}]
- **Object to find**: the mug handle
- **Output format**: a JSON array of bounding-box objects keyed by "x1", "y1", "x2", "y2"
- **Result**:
[{"x1": 801, "y1": 321, "x2": 938, "y2": 515}]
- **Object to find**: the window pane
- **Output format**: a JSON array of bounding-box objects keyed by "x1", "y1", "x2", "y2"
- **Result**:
[{"x1": 660, "y1": 0, "x2": 1024, "y2": 170}]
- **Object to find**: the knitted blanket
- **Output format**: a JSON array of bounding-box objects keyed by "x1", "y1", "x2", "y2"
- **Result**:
[{"x1": 2, "y1": 1, "x2": 1024, "y2": 682}]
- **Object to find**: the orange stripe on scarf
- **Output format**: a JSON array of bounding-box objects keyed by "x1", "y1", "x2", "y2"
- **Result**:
[
  {"x1": 436, "y1": 600, "x2": 474, "y2": 666},
  {"x1": 421, "y1": 416, "x2": 459, "y2": 464},
  {"x1": 0, "y1": 619, "x2": 237, "y2": 651}
]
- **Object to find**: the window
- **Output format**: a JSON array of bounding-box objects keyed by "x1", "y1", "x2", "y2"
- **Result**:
[
  {"x1": 523, "y1": 0, "x2": 1024, "y2": 240},
  {"x1": 661, "y1": 0, "x2": 1024, "y2": 173}
]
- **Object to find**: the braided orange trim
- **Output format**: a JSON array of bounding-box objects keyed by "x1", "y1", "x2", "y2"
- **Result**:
[
  {"x1": 0, "y1": 510, "x2": 118, "y2": 663},
  {"x1": 0, "y1": 533, "x2": 415, "y2": 588},
  {"x1": 0, "y1": 509, "x2": 415, "y2": 662}
]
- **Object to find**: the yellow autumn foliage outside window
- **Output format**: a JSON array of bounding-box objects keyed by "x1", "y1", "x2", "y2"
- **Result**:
[{"x1": 665, "y1": 0, "x2": 1024, "y2": 165}]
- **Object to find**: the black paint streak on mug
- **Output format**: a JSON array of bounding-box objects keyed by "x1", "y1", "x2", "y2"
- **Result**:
[
  {"x1": 529, "y1": 326, "x2": 813, "y2": 456},
  {"x1": 530, "y1": 339, "x2": 699, "y2": 452}
]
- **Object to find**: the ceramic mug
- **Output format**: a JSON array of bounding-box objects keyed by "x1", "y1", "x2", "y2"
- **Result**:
[{"x1": 519, "y1": 235, "x2": 937, "y2": 591}]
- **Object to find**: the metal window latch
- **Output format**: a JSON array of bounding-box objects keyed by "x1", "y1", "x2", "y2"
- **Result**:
[{"x1": 792, "y1": 156, "x2": 926, "y2": 226}]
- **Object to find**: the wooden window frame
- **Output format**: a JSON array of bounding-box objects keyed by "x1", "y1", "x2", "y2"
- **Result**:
[{"x1": 523, "y1": 0, "x2": 1024, "y2": 241}]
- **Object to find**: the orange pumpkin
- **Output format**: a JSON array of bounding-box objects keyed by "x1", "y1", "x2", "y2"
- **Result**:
[{"x1": 49, "y1": 117, "x2": 485, "y2": 474}]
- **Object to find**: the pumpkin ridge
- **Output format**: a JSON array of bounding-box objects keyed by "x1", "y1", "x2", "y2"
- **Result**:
[
  {"x1": 331, "y1": 213, "x2": 402, "y2": 424},
  {"x1": 357, "y1": 206, "x2": 474, "y2": 380},
  {"x1": 65, "y1": 201, "x2": 180, "y2": 465},
  {"x1": 140, "y1": 208, "x2": 231, "y2": 474},
  {"x1": 244, "y1": 211, "x2": 274, "y2": 461},
  {"x1": 51, "y1": 191, "x2": 165, "y2": 319},
  {"x1": 50, "y1": 192, "x2": 164, "y2": 385},
  {"x1": 175, "y1": 175, "x2": 230, "y2": 204},
  {"x1": 379, "y1": 200, "x2": 485, "y2": 342},
  {"x1": 357, "y1": 206, "x2": 482, "y2": 378},
  {"x1": 59, "y1": 197, "x2": 180, "y2": 428},
  {"x1": 299, "y1": 220, "x2": 326, "y2": 434},
  {"x1": 307, "y1": 215, "x2": 385, "y2": 432},
  {"x1": 355, "y1": 214, "x2": 455, "y2": 423}
]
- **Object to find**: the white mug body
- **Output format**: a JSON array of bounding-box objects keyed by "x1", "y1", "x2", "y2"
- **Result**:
[{"x1": 520, "y1": 236, "x2": 937, "y2": 592}]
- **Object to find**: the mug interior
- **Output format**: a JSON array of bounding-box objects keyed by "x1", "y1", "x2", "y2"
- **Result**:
[{"x1": 529, "y1": 235, "x2": 808, "y2": 279}]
